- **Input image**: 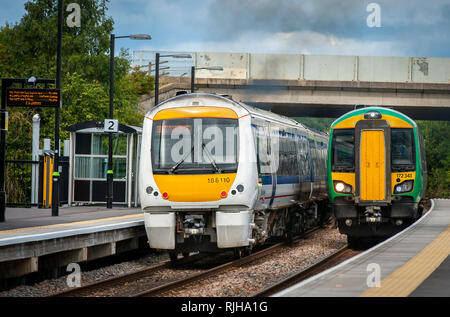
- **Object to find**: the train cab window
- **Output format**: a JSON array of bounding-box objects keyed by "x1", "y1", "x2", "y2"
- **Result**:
[
  {"x1": 332, "y1": 129, "x2": 354, "y2": 172},
  {"x1": 391, "y1": 128, "x2": 415, "y2": 171},
  {"x1": 151, "y1": 117, "x2": 239, "y2": 174}
]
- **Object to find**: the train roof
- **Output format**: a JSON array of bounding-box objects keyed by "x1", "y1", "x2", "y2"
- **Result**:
[
  {"x1": 331, "y1": 106, "x2": 417, "y2": 128},
  {"x1": 152, "y1": 92, "x2": 327, "y2": 139}
]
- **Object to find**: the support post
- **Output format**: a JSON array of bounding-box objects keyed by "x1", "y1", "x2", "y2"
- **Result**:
[
  {"x1": 0, "y1": 79, "x2": 8, "y2": 222},
  {"x1": 52, "y1": 0, "x2": 63, "y2": 216},
  {"x1": 191, "y1": 66, "x2": 195, "y2": 93},
  {"x1": 31, "y1": 114, "x2": 40, "y2": 205},
  {"x1": 107, "y1": 34, "x2": 115, "y2": 209},
  {"x1": 155, "y1": 53, "x2": 160, "y2": 106}
]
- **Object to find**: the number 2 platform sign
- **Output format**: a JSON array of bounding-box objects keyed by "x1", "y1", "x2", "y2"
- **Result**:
[{"x1": 104, "y1": 119, "x2": 119, "y2": 133}]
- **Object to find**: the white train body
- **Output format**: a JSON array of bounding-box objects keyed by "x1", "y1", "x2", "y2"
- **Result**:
[{"x1": 140, "y1": 93, "x2": 328, "y2": 254}]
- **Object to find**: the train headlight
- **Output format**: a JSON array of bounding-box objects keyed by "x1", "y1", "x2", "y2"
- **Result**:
[
  {"x1": 236, "y1": 184, "x2": 244, "y2": 192},
  {"x1": 364, "y1": 110, "x2": 382, "y2": 119},
  {"x1": 334, "y1": 181, "x2": 353, "y2": 194},
  {"x1": 335, "y1": 182, "x2": 345, "y2": 192},
  {"x1": 146, "y1": 186, "x2": 153, "y2": 195},
  {"x1": 394, "y1": 180, "x2": 414, "y2": 194}
]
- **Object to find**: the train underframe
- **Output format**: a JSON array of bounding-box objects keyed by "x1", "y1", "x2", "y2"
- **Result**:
[
  {"x1": 145, "y1": 200, "x2": 330, "y2": 260},
  {"x1": 333, "y1": 196, "x2": 424, "y2": 247}
]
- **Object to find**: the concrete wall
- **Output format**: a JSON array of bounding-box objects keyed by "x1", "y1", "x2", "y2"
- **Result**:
[{"x1": 192, "y1": 52, "x2": 450, "y2": 84}]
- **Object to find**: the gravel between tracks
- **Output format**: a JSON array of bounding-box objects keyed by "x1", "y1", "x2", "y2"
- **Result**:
[
  {"x1": 0, "y1": 251, "x2": 170, "y2": 297},
  {"x1": 163, "y1": 227, "x2": 346, "y2": 297}
]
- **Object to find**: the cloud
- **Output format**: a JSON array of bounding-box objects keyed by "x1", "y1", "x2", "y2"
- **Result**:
[
  {"x1": 154, "y1": 29, "x2": 406, "y2": 57},
  {"x1": 203, "y1": 0, "x2": 364, "y2": 40}
]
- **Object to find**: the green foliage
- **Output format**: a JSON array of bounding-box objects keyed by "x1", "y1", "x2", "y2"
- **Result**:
[
  {"x1": 417, "y1": 120, "x2": 450, "y2": 198},
  {"x1": 294, "y1": 117, "x2": 334, "y2": 133},
  {"x1": 0, "y1": 0, "x2": 155, "y2": 203},
  {"x1": 0, "y1": 0, "x2": 153, "y2": 148}
]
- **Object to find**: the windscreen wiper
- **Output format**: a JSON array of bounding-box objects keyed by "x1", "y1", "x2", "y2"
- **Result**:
[
  {"x1": 202, "y1": 143, "x2": 222, "y2": 173},
  {"x1": 170, "y1": 145, "x2": 194, "y2": 174}
]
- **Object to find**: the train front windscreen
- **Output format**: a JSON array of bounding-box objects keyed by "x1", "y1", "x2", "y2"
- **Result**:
[{"x1": 151, "y1": 117, "x2": 239, "y2": 174}]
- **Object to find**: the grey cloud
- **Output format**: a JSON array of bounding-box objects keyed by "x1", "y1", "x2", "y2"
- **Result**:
[{"x1": 204, "y1": 0, "x2": 365, "y2": 40}]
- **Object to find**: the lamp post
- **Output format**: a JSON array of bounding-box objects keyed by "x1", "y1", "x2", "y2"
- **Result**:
[
  {"x1": 107, "y1": 33, "x2": 151, "y2": 209},
  {"x1": 51, "y1": 0, "x2": 63, "y2": 217},
  {"x1": 191, "y1": 66, "x2": 223, "y2": 93},
  {"x1": 154, "y1": 53, "x2": 192, "y2": 106}
]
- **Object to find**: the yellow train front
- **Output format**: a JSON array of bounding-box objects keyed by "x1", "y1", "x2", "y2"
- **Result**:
[{"x1": 328, "y1": 107, "x2": 427, "y2": 247}]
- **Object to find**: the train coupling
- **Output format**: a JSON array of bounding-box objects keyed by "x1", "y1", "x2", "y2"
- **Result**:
[
  {"x1": 185, "y1": 228, "x2": 204, "y2": 235},
  {"x1": 183, "y1": 214, "x2": 205, "y2": 236},
  {"x1": 364, "y1": 206, "x2": 382, "y2": 223}
]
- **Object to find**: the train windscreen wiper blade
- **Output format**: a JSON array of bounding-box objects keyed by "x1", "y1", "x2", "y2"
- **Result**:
[
  {"x1": 202, "y1": 143, "x2": 222, "y2": 174},
  {"x1": 170, "y1": 145, "x2": 194, "y2": 174}
]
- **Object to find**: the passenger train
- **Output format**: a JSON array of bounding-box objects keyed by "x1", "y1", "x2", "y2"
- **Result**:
[
  {"x1": 139, "y1": 93, "x2": 329, "y2": 260},
  {"x1": 328, "y1": 107, "x2": 427, "y2": 247}
]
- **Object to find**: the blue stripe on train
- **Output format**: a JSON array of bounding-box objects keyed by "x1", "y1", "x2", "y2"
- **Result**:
[
  {"x1": 261, "y1": 175, "x2": 272, "y2": 185},
  {"x1": 260, "y1": 175, "x2": 300, "y2": 185},
  {"x1": 276, "y1": 175, "x2": 300, "y2": 184}
]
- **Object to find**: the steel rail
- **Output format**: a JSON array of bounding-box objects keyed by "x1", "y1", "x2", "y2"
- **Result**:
[
  {"x1": 133, "y1": 228, "x2": 320, "y2": 297},
  {"x1": 50, "y1": 253, "x2": 205, "y2": 297}
]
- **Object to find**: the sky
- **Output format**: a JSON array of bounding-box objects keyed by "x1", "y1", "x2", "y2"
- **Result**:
[{"x1": 1, "y1": 0, "x2": 450, "y2": 59}]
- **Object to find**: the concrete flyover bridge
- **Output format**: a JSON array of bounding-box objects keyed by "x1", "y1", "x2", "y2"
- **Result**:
[{"x1": 134, "y1": 51, "x2": 450, "y2": 120}]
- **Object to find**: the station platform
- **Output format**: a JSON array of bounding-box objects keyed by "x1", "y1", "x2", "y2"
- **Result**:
[
  {"x1": 0, "y1": 206, "x2": 145, "y2": 281},
  {"x1": 276, "y1": 199, "x2": 450, "y2": 297}
]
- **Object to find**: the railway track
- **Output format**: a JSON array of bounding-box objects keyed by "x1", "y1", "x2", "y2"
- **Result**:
[
  {"x1": 134, "y1": 229, "x2": 319, "y2": 297},
  {"x1": 252, "y1": 246, "x2": 361, "y2": 297},
  {"x1": 50, "y1": 253, "x2": 206, "y2": 297},
  {"x1": 51, "y1": 228, "x2": 322, "y2": 297}
]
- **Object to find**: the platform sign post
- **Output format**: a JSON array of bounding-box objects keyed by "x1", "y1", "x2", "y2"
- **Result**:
[
  {"x1": 0, "y1": 78, "x2": 58, "y2": 222},
  {"x1": 0, "y1": 82, "x2": 7, "y2": 222},
  {"x1": 52, "y1": 0, "x2": 63, "y2": 217}
]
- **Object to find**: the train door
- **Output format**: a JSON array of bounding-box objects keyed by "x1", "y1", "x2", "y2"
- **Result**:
[
  {"x1": 354, "y1": 119, "x2": 391, "y2": 204},
  {"x1": 251, "y1": 119, "x2": 273, "y2": 210},
  {"x1": 360, "y1": 130, "x2": 385, "y2": 201},
  {"x1": 296, "y1": 133, "x2": 312, "y2": 201}
]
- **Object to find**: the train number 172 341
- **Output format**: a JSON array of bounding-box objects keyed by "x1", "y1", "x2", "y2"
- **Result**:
[{"x1": 396, "y1": 173, "x2": 413, "y2": 179}]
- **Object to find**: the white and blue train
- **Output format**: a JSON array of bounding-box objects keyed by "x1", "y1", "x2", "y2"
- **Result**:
[{"x1": 139, "y1": 93, "x2": 328, "y2": 259}]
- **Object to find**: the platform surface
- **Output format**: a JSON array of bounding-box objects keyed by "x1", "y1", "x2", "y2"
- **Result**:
[
  {"x1": 276, "y1": 199, "x2": 450, "y2": 297},
  {"x1": 0, "y1": 206, "x2": 143, "y2": 246}
]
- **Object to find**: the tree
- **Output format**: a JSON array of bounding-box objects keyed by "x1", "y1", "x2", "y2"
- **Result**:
[
  {"x1": 417, "y1": 120, "x2": 450, "y2": 198},
  {"x1": 0, "y1": 0, "x2": 153, "y2": 156},
  {"x1": 0, "y1": 0, "x2": 155, "y2": 204}
]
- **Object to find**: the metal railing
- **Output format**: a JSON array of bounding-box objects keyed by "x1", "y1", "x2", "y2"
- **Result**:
[{"x1": 132, "y1": 50, "x2": 194, "y2": 77}]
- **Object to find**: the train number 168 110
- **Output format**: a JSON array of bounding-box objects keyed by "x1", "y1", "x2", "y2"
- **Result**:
[{"x1": 207, "y1": 177, "x2": 231, "y2": 184}]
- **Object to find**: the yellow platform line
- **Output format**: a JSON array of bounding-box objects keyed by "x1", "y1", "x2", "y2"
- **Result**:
[
  {"x1": 361, "y1": 225, "x2": 450, "y2": 297},
  {"x1": 0, "y1": 214, "x2": 143, "y2": 235}
]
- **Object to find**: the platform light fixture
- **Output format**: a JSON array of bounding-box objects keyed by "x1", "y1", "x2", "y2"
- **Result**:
[
  {"x1": 107, "y1": 33, "x2": 151, "y2": 209},
  {"x1": 154, "y1": 53, "x2": 192, "y2": 106},
  {"x1": 191, "y1": 66, "x2": 224, "y2": 93}
]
